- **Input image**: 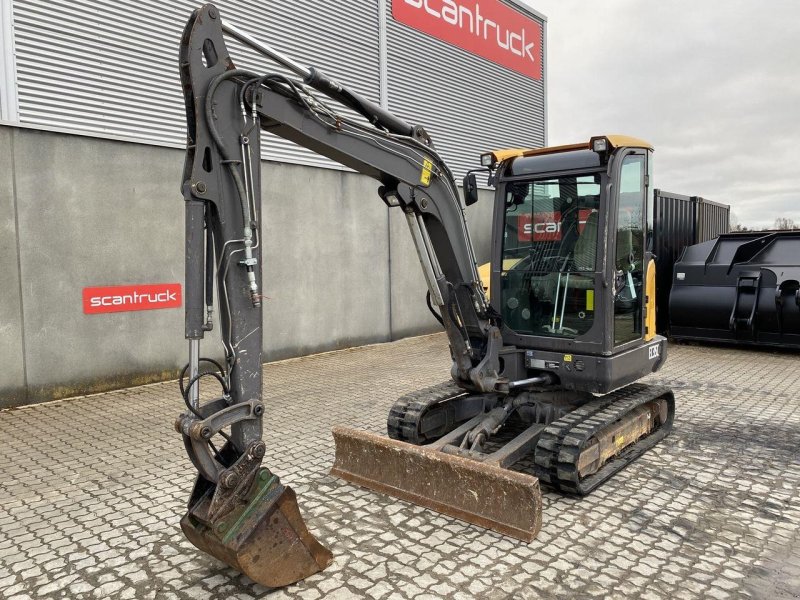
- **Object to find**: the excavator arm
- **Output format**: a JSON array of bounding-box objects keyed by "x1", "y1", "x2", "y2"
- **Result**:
[
  {"x1": 182, "y1": 5, "x2": 502, "y2": 392},
  {"x1": 175, "y1": 4, "x2": 505, "y2": 588}
]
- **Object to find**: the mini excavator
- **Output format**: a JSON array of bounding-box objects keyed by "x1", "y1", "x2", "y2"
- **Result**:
[{"x1": 175, "y1": 5, "x2": 674, "y2": 588}]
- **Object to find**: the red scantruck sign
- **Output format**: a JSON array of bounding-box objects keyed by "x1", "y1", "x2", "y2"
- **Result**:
[
  {"x1": 392, "y1": 0, "x2": 543, "y2": 80},
  {"x1": 518, "y1": 209, "x2": 596, "y2": 242},
  {"x1": 518, "y1": 211, "x2": 561, "y2": 242},
  {"x1": 83, "y1": 283, "x2": 182, "y2": 314}
]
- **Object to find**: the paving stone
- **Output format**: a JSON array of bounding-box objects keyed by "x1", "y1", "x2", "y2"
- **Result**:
[{"x1": 1, "y1": 336, "x2": 799, "y2": 600}]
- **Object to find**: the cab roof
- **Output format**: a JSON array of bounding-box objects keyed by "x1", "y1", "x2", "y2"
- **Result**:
[{"x1": 484, "y1": 135, "x2": 653, "y2": 166}]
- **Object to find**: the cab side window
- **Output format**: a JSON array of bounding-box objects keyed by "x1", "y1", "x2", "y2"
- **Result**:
[{"x1": 614, "y1": 155, "x2": 646, "y2": 345}]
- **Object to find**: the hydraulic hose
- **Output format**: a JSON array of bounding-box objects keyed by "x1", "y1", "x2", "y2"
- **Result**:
[
  {"x1": 205, "y1": 68, "x2": 262, "y2": 307},
  {"x1": 426, "y1": 291, "x2": 445, "y2": 327}
]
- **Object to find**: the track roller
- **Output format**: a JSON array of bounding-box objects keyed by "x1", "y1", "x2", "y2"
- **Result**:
[{"x1": 534, "y1": 383, "x2": 675, "y2": 495}]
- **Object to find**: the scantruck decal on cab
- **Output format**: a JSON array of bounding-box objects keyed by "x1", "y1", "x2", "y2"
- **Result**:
[
  {"x1": 83, "y1": 283, "x2": 182, "y2": 314},
  {"x1": 392, "y1": 0, "x2": 543, "y2": 80}
]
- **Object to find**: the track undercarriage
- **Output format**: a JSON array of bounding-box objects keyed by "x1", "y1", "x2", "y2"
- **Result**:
[
  {"x1": 389, "y1": 380, "x2": 674, "y2": 494},
  {"x1": 332, "y1": 380, "x2": 674, "y2": 541}
]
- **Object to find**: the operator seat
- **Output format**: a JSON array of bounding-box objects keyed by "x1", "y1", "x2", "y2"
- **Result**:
[
  {"x1": 616, "y1": 227, "x2": 633, "y2": 271},
  {"x1": 532, "y1": 210, "x2": 598, "y2": 302}
]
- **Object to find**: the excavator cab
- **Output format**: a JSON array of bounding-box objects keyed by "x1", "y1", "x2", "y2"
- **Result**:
[{"x1": 483, "y1": 136, "x2": 662, "y2": 393}]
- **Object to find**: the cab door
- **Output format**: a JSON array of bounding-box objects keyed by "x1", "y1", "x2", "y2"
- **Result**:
[{"x1": 612, "y1": 151, "x2": 649, "y2": 346}]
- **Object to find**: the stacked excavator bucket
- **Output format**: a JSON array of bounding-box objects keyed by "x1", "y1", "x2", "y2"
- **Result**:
[
  {"x1": 670, "y1": 231, "x2": 800, "y2": 348},
  {"x1": 331, "y1": 427, "x2": 543, "y2": 541}
]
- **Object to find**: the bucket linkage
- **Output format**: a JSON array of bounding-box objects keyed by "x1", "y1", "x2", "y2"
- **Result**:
[{"x1": 175, "y1": 395, "x2": 332, "y2": 588}]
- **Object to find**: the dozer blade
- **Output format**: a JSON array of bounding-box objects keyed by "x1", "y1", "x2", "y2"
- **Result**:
[
  {"x1": 330, "y1": 426, "x2": 542, "y2": 542},
  {"x1": 181, "y1": 468, "x2": 333, "y2": 588}
]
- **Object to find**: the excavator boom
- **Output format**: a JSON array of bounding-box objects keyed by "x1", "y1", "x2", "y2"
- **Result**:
[{"x1": 176, "y1": 3, "x2": 537, "y2": 586}]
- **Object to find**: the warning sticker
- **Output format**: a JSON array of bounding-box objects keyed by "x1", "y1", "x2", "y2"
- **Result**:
[{"x1": 420, "y1": 158, "x2": 433, "y2": 186}]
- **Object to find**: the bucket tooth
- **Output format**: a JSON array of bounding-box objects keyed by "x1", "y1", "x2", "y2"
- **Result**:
[
  {"x1": 181, "y1": 469, "x2": 333, "y2": 588},
  {"x1": 330, "y1": 426, "x2": 542, "y2": 542}
]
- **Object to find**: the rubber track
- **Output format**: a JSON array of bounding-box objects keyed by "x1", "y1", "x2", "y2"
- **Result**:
[
  {"x1": 387, "y1": 381, "x2": 466, "y2": 444},
  {"x1": 534, "y1": 382, "x2": 675, "y2": 495}
]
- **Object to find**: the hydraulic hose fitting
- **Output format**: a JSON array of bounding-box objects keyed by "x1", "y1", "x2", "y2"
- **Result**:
[
  {"x1": 240, "y1": 231, "x2": 261, "y2": 307},
  {"x1": 248, "y1": 273, "x2": 261, "y2": 307},
  {"x1": 239, "y1": 260, "x2": 260, "y2": 307},
  {"x1": 203, "y1": 306, "x2": 214, "y2": 331}
]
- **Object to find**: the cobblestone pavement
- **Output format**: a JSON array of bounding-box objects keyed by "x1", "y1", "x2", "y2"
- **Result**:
[{"x1": 1, "y1": 334, "x2": 799, "y2": 600}]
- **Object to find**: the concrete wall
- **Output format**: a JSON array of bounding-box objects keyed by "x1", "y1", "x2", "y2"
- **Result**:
[
  {"x1": 0, "y1": 126, "x2": 495, "y2": 407},
  {"x1": 0, "y1": 128, "x2": 27, "y2": 406}
]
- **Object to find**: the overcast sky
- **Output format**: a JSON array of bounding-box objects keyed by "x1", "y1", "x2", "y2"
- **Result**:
[{"x1": 522, "y1": 0, "x2": 800, "y2": 229}]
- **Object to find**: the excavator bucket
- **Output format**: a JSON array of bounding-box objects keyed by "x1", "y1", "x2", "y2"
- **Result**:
[
  {"x1": 330, "y1": 427, "x2": 542, "y2": 541},
  {"x1": 180, "y1": 468, "x2": 333, "y2": 588}
]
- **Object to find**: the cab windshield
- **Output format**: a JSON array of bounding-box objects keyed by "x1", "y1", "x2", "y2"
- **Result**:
[{"x1": 501, "y1": 173, "x2": 602, "y2": 338}]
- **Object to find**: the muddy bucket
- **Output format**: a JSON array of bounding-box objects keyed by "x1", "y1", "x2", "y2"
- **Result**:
[{"x1": 181, "y1": 468, "x2": 333, "y2": 588}]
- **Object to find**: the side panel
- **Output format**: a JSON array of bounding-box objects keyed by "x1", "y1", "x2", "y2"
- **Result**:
[
  {"x1": 645, "y1": 259, "x2": 656, "y2": 341},
  {"x1": 10, "y1": 0, "x2": 380, "y2": 169},
  {"x1": 12, "y1": 129, "x2": 193, "y2": 402},
  {"x1": 260, "y1": 163, "x2": 391, "y2": 360},
  {"x1": 0, "y1": 125, "x2": 501, "y2": 406},
  {"x1": 522, "y1": 335, "x2": 667, "y2": 394}
]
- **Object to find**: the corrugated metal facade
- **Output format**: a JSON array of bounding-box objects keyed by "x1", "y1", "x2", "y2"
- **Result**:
[
  {"x1": 386, "y1": 0, "x2": 546, "y2": 179},
  {"x1": 8, "y1": 0, "x2": 545, "y2": 174},
  {"x1": 10, "y1": 0, "x2": 380, "y2": 168}
]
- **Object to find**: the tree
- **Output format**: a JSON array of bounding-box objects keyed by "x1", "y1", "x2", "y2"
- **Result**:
[
  {"x1": 729, "y1": 211, "x2": 750, "y2": 232},
  {"x1": 773, "y1": 217, "x2": 797, "y2": 230}
]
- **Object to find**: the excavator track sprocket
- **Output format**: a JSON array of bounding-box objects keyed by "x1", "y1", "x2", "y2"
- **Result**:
[
  {"x1": 534, "y1": 383, "x2": 675, "y2": 495},
  {"x1": 387, "y1": 381, "x2": 468, "y2": 444}
]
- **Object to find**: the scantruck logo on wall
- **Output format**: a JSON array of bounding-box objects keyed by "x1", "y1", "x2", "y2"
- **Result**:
[
  {"x1": 393, "y1": 0, "x2": 542, "y2": 80},
  {"x1": 83, "y1": 283, "x2": 182, "y2": 314}
]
